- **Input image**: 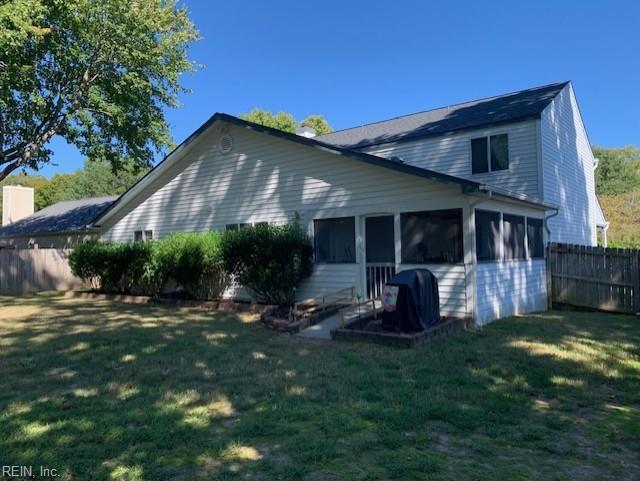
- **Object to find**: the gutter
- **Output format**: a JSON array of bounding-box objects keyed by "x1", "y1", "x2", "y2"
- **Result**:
[
  {"x1": 0, "y1": 226, "x2": 101, "y2": 240},
  {"x1": 463, "y1": 184, "x2": 558, "y2": 210}
]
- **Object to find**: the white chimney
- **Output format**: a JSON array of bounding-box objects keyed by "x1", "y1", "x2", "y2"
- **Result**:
[
  {"x1": 2, "y1": 185, "x2": 34, "y2": 226},
  {"x1": 295, "y1": 126, "x2": 317, "y2": 138}
]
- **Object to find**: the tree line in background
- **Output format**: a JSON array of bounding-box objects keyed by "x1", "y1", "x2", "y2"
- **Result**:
[
  {"x1": 0, "y1": 158, "x2": 149, "y2": 213},
  {"x1": 593, "y1": 146, "x2": 640, "y2": 248},
  {"x1": 3, "y1": 109, "x2": 638, "y2": 248},
  {"x1": 239, "y1": 108, "x2": 333, "y2": 136},
  {"x1": 0, "y1": 108, "x2": 330, "y2": 214}
]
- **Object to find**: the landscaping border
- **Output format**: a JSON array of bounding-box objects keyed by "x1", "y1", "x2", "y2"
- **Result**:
[
  {"x1": 331, "y1": 316, "x2": 474, "y2": 347},
  {"x1": 64, "y1": 290, "x2": 275, "y2": 313}
]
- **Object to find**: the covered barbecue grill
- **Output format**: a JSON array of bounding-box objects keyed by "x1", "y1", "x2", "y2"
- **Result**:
[{"x1": 380, "y1": 269, "x2": 440, "y2": 332}]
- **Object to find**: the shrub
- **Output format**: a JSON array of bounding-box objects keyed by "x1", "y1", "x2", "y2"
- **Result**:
[
  {"x1": 221, "y1": 223, "x2": 313, "y2": 306},
  {"x1": 68, "y1": 241, "x2": 103, "y2": 290},
  {"x1": 159, "y1": 232, "x2": 227, "y2": 299},
  {"x1": 69, "y1": 241, "x2": 152, "y2": 294}
]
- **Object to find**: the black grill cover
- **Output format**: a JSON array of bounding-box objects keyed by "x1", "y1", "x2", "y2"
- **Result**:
[{"x1": 381, "y1": 269, "x2": 440, "y2": 332}]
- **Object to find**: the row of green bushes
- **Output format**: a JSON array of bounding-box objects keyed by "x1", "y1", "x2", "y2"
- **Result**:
[{"x1": 68, "y1": 224, "x2": 313, "y2": 305}]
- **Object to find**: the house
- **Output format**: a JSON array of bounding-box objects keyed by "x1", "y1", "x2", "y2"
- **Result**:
[
  {"x1": 91, "y1": 81, "x2": 606, "y2": 324},
  {"x1": 0, "y1": 193, "x2": 116, "y2": 249}
]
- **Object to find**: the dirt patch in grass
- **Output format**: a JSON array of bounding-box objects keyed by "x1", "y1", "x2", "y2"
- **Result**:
[{"x1": 0, "y1": 294, "x2": 639, "y2": 480}]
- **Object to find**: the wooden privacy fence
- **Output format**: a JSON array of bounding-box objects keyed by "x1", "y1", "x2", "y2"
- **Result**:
[
  {"x1": 548, "y1": 243, "x2": 640, "y2": 314},
  {"x1": 0, "y1": 249, "x2": 86, "y2": 295}
]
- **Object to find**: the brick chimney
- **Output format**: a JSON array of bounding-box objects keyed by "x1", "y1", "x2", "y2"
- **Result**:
[{"x1": 2, "y1": 185, "x2": 34, "y2": 226}]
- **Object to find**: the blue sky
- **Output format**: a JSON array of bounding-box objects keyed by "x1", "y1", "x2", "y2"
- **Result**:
[{"x1": 42, "y1": 0, "x2": 639, "y2": 177}]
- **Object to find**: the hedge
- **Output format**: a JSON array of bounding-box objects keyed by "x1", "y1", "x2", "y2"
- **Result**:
[
  {"x1": 69, "y1": 225, "x2": 313, "y2": 305},
  {"x1": 221, "y1": 223, "x2": 313, "y2": 305},
  {"x1": 69, "y1": 232, "x2": 227, "y2": 299}
]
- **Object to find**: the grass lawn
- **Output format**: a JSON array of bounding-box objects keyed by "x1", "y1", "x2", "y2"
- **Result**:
[{"x1": 1, "y1": 295, "x2": 639, "y2": 481}]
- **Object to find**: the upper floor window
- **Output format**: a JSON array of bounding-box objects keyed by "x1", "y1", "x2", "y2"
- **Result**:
[
  {"x1": 401, "y1": 209, "x2": 463, "y2": 264},
  {"x1": 471, "y1": 134, "x2": 509, "y2": 174}
]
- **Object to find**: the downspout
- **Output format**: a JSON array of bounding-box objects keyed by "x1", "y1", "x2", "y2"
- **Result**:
[
  {"x1": 601, "y1": 222, "x2": 609, "y2": 247},
  {"x1": 544, "y1": 208, "x2": 560, "y2": 241}
]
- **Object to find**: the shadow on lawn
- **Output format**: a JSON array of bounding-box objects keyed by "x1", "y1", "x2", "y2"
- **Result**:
[{"x1": 0, "y1": 295, "x2": 639, "y2": 481}]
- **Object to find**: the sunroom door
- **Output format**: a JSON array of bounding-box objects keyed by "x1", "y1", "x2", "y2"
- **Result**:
[{"x1": 364, "y1": 215, "x2": 396, "y2": 299}]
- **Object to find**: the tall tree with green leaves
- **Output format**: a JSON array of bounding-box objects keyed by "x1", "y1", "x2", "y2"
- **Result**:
[
  {"x1": 240, "y1": 108, "x2": 333, "y2": 135},
  {"x1": 0, "y1": 0, "x2": 200, "y2": 182},
  {"x1": 69, "y1": 159, "x2": 149, "y2": 199},
  {"x1": 0, "y1": 158, "x2": 149, "y2": 213},
  {"x1": 593, "y1": 146, "x2": 640, "y2": 195},
  {"x1": 239, "y1": 109, "x2": 298, "y2": 133}
]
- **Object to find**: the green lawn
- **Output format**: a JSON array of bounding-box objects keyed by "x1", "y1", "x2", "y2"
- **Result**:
[{"x1": 1, "y1": 295, "x2": 639, "y2": 481}]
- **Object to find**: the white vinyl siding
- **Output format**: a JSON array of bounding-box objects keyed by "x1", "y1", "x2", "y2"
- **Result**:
[
  {"x1": 475, "y1": 259, "x2": 547, "y2": 325},
  {"x1": 540, "y1": 84, "x2": 601, "y2": 245},
  {"x1": 361, "y1": 119, "x2": 540, "y2": 197},
  {"x1": 101, "y1": 124, "x2": 472, "y2": 314},
  {"x1": 296, "y1": 264, "x2": 359, "y2": 300},
  {"x1": 398, "y1": 264, "x2": 467, "y2": 318}
]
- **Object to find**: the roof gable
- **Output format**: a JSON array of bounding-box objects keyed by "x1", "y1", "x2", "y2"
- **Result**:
[
  {"x1": 92, "y1": 114, "x2": 488, "y2": 226},
  {"x1": 94, "y1": 106, "x2": 559, "y2": 227},
  {"x1": 316, "y1": 81, "x2": 569, "y2": 149}
]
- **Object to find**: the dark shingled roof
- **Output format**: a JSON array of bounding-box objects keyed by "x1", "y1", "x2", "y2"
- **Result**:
[
  {"x1": 0, "y1": 196, "x2": 117, "y2": 238},
  {"x1": 316, "y1": 81, "x2": 569, "y2": 149}
]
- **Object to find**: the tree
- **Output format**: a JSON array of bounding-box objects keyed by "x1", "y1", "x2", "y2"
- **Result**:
[
  {"x1": 300, "y1": 115, "x2": 333, "y2": 136},
  {"x1": 0, "y1": 0, "x2": 200, "y2": 182},
  {"x1": 239, "y1": 108, "x2": 333, "y2": 135},
  {"x1": 0, "y1": 172, "x2": 50, "y2": 210},
  {"x1": 239, "y1": 108, "x2": 297, "y2": 133},
  {"x1": 593, "y1": 146, "x2": 640, "y2": 195},
  {"x1": 69, "y1": 159, "x2": 149, "y2": 199},
  {"x1": 0, "y1": 158, "x2": 149, "y2": 214}
]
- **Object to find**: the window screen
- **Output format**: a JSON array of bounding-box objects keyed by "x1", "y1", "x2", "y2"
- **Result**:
[
  {"x1": 475, "y1": 210, "x2": 501, "y2": 261},
  {"x1": 471, "y1": 137, "x2": 488, "y2": 174},
  {"x1": 490, "y1": 134, "x2": 509, "y2": 171},
  {"x1": 365, "y1": 216, "x2": 395, "y2": 263},
  {"x1": 503, "y1": 214, "x2": 526, "y2": 259},
  {"x1": 314, "y1": 217, "x2": 356, "y2": 263},
  {"x1": 527, "y1": 218, "x2": 544, "y2": 258},
  {"x1": 134, "y1": 230, "x2": 143, "y2": 242},
  {"x1": 401, "y1": 209, "x2": 463, "y2": 264},
  {"x1": 144, "y1": 230, "x2": 153, "y2": 241},
  {"x1": 225, "y1": 224, "x2": 238, "y2": 231}
]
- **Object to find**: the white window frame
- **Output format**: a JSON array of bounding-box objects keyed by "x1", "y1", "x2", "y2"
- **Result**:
[{"x1": 470, "y1": 133, "x2": 510, "y2": 174}]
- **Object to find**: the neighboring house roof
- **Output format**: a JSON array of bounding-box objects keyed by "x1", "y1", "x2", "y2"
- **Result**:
[
  {"x1": 316, "y1": 81, "x2": 570, "y2": 149},
  {"x1": 0, "y1": 196, "x2": 117, "y2": 238},
  {"x1": 92, "y1": 113, "x2": 556, "y2": 227}
]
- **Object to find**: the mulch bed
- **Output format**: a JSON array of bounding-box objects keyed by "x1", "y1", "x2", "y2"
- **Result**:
[
  {"x1": 332, "y1": 315, "x2": 474, "y2": 348},
  {"x1": 64, "y1": 290, "x2": 274, "y2": 314}
]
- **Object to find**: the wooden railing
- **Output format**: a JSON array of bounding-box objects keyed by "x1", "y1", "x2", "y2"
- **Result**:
[
  {"x1": 366, "y1": 262, "x2": 396, "y2": 299},
  {"x1": 340, "y1": 298, "x2": 380, "y2": 327},
  {"x1": 293, "y1": 286, "x2": 355, "y2": 321}
]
